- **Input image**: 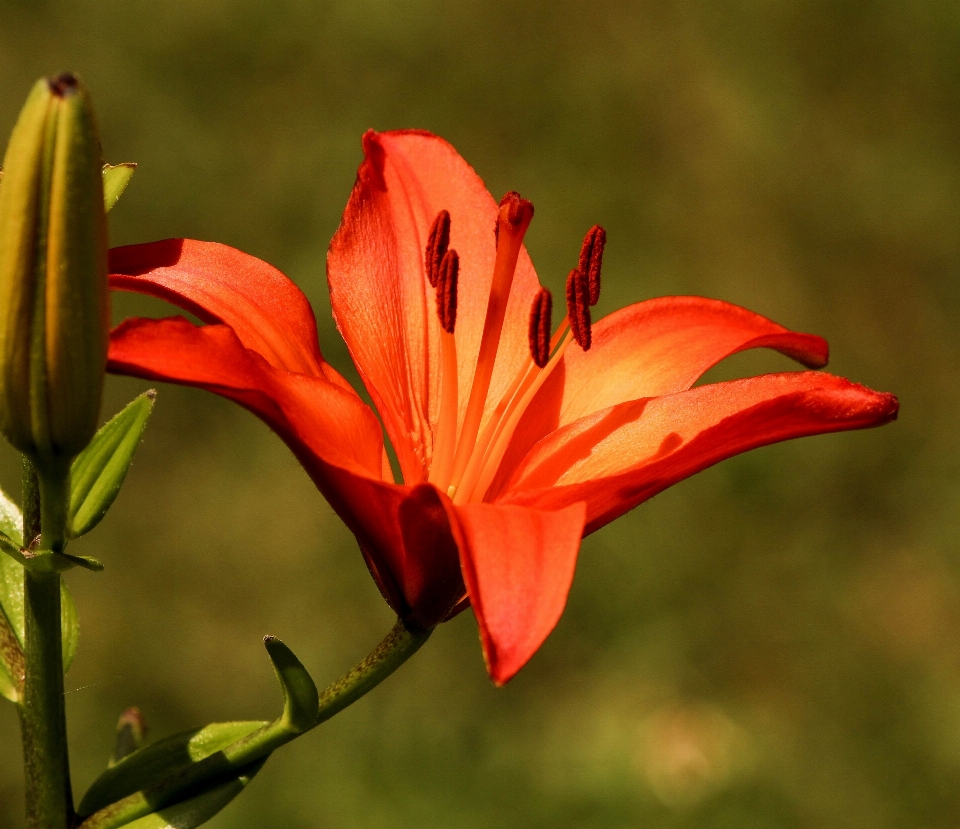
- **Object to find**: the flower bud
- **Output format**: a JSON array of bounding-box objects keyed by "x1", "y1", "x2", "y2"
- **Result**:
[{"x1": 0, "y1": 74, "x2": 108, "y2": 461}]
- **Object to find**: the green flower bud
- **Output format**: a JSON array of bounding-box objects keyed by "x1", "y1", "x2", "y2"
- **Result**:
[{"x1": 0, "y1": 74, "x2": 109, "y2": 462}]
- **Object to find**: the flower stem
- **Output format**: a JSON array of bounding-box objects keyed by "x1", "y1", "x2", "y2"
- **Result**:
[
  {"x1": 18, "y1": 456, "x2": 74, "y2": 829},
  {"x1": 77, "y1": 619, "x2": 432, "y2": 829},
  {"x1": 314, "y1": 617, "x2": 432, "y2": 725}
]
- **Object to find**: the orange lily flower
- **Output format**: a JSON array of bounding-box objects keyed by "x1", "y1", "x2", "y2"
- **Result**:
[{"x1": 107, "y1": 130, "x2": 898, "y2": 684}]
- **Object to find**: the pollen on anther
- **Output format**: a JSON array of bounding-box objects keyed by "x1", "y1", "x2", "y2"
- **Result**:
[
  {"x1": 436, "y1": 250, "x2": 459, "y2": 334},
  {"x1": 565, "y1": 268, "x2": 592, "y2": 351},
  {"x1": 425, "y1": 210, "x2": 451, "y2": 287},
  {"x1": 578, "y1": 225, "x2": 606, "y2": 306},
  {"x1": 528, "y1": 288, "x2": 553, "y2": 368}
]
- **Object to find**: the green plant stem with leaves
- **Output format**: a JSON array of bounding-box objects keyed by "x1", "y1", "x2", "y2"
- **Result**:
[
  {"x1": 18, "y1": 458, "x2": 74, "y2": 829},
  {"x1": 1, "y1": 75, "x2": 438, "y2": 829}
]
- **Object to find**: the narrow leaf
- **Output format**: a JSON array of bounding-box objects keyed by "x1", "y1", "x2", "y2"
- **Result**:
[
  {"x1": 62, "y1": 578, "x2": 79, "y2": 672},
  {"x1": 70, "y1": 391, "x2": 155, "y2": 538},
  {"x1": 0, "y1": 485, "x2": 23, "y2": 544},
  {"x1": 102, "y1": 163, "x2": 136, "y2": 213},
  {"x1": 0, "y1": 580, "x2": 22, "y2": 702},
  {"x1": 0, "y1": 530, "x2": 28, "y2": 566},
  {"x1": 0, "y1": 492, "x2": 25, "y2": 703},
  {"x1": 78, "y1": 721, "x2": 267, "y2": 817},
  {"x1": 0, "y1": 485, "x2": 78, "y2": 695},
  {"x1": 264, "y1": 636, "x2": 319, "y2": 733},
  {"x1": 101, "y1": 760, "x2": 264, "y2": 829}
]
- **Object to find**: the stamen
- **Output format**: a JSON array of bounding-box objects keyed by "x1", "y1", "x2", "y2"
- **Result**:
[
  {"x1": 565, "y1": 268, "x2": 592, "y2": 350},
  {"x1": 459, "y1": 327, "x2": 575, "y2": 504},
  {"x1": 425, "y1": 210, "x2": 451, "y2": 287},
  {"x1": 578, "y1": 225, "x2": 606, "y2": 306},
  {"x1": 448, "y1": 191, "x2": 534, "y2": 492},
  {"x1": 454, "y1": 315, "x2": 570, "y2": 503},
  {"x1": 436, "y1": 250, "x2": 459, "y2": 333},
  {"x1": 528, "y1": 288, "x2": 552, "y2": 368},
  {"x1": 428, "y1": 250, "x2": 460, "y2": 488}
]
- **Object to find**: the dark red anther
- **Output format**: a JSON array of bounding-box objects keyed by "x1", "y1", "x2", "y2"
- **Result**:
[
  {"x1": 577, "y1": 225, "x2": 606, "y2": 306},
  {"x1": 436, "y1": 249, "x2": 459, "y2": 334},
  {"x1": 528, "y1": 288, "x2": 553, "y2": 368},
  {"x1": 565, "y1": 268, "x2": 592, "y2": 351},
  {"x1": 425, "y1": 210, "x2": 451, "y2": 288}
]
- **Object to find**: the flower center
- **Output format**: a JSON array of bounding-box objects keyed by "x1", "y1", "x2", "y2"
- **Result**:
[{"x1": 424, "y1": 195, "x2": 605, "y2": 504}]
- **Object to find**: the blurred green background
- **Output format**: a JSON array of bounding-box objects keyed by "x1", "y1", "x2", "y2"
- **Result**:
[{"x1": 0, "y1": 1, "x2": 955, "y2": 827}]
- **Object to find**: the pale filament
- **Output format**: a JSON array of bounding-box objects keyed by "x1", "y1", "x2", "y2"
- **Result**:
[
  {"x1": 450, "y1": 319, "x2": 570, "y2": 502},
  {"x1": 424, "y1": 201, "x2": 597, "y2": 506}
]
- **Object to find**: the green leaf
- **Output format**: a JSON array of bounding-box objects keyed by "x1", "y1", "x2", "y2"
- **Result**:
[
  {"x1": 78, "y1": 721, "x2": 267, "y2": 817},
  {"x1": 61, "y1": 577, "x2": 78, "y2": 672},
  {"x1": 102, "y1": 163, "x2": 136, "y2": 213},
  {"x1": 0, "y1": 489, "x2": 24, "y2": 703},
  {"x1": 264, "y1": 636, "x2": 319, "y2": 733},
  {"x1": 0, "y1": 485, "x2": 23, "y2": 544},
  {"x1": 0, "y1": 556, "x2": 23, "y2": 702},
  {"x1": 70, "y1": 392, "x2": 155, "y2": 538},
  {"x1": 112, "y1": 760, "x2": 264, "y2": 829},
  {"x1": 0, "y1": 485, "x2": 78, "y2": 701}
]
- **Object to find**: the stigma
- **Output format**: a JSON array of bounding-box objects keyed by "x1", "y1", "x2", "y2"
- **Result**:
[{"x1": 423, "y1": 198, "x2": 605, "y2": 504}]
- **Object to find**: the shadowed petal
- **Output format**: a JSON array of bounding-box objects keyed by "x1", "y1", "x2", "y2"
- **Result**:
[
  {"x1": 498, "y1": 372, "x2": 898, "y2": 532},
  {"x1": 110, "y1": 239, "x2": 327, "y2": 377},
  {"x1": 108, "y1": 316, "x2": 382, "y2": 475},
  {"x1": 448, "y1": 500, "x2": 586, "y2": 685},
  {"x1": 327, "y1": 130, "x2": 541, "y2": 484},
  {"x1": 109, "y1": 316, "x2": 465, "y2": 628}
]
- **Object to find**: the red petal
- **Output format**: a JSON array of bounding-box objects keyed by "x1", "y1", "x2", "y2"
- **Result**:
[
  {"x1": 327, "y1": 130, "x2": 541, "y2": 484},
  {"x1": 498, "y1": 372, "x2": 898, "y2": 532},
  {"x1": 109, "y1": 316, "x2": 382, "y2": 475},
  {"x1": 110, "y1": 239, "x2": 326, "y2": 376},
  {"x1": 493, "y1": 297, "x2": 830, "y2": 488},
  {"x1": 555, "y1": 296, "x2": 828, "y2": 424},
  {"x1": 109, "y1": 317, "x2": 466, "y2": 627},
  {"x1": 448, "y1": 501, "x2": 586, "y2": 685}
]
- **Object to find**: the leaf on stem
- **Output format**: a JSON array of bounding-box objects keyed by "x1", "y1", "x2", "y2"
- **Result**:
[
  {"x1": 78, "y1": 721, "x2": 267, "y2": 817},
  {"x1": 264, "y1": 636, "x2": 319, "y2": 733},
  {"x1": 70, "y1": 391, "x2": 155, "y2": 538},
  {"x1": 62, "y1": 577, "x2": 79, "y2": 672},
  {"x1": 107, "y1": 759, "x2": 265, "y2": 829},
  {"x1": 0, "y1": 554, "x2": 24, "y2": 703},
  {"x1": 102, "y1": 163, "x2": 137, "y2": 213},
  {"x1": 0, "y1": 484, "x2": 80, "y2": 702},
  {"x1": 0, "y1": 487, "x2": 24, "y2": 703}
]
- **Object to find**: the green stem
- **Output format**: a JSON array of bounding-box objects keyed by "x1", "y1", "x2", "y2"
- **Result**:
[
  {"x1": 78, "y1": 619, "x2": 432, "y2": 829},
  {"x1": 314, "y1": 617, "x2": 432, "y2": 725},
  {"x1": 18, "y1": 456, "x2": 74, "y2": 829}
]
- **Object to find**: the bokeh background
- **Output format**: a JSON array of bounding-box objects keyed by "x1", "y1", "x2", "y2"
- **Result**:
[{"x1": 0, "y1": 2, "x2": 956, "y2": 827}]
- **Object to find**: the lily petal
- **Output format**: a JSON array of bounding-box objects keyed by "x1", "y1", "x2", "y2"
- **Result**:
[
  {"x1": 327, "y1": 130, "x2": 541, "y2": 484},
  {"x1": 556, "y1": 296, "x2": 829, "y2": 425},
  {"x1": 498, "y1": 372, "x2": 898, "y2": 531},
  {"x1": 448, "y1": 500, "x2": 586, "y2": 685},
  {"x1": 108, "y1": 316, "x2": 383, "y2": 476},
  {"x1": 110, "y1": 239, "x2": 327, "y2": 376},
  {"x1": 109, "y1": 316, "x2": 467, "y2": 627},
  {"x1": 494, "y1": 297, "x2": 830, "y2": 487}
]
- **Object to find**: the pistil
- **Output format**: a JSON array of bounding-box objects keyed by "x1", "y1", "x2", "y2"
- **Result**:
[
  {"x1": 447, "y1": 192, "x2": 534, "y2": 492},
  {"x1": 422, "y1": 211, "x2": 604, "y2": 504}
]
